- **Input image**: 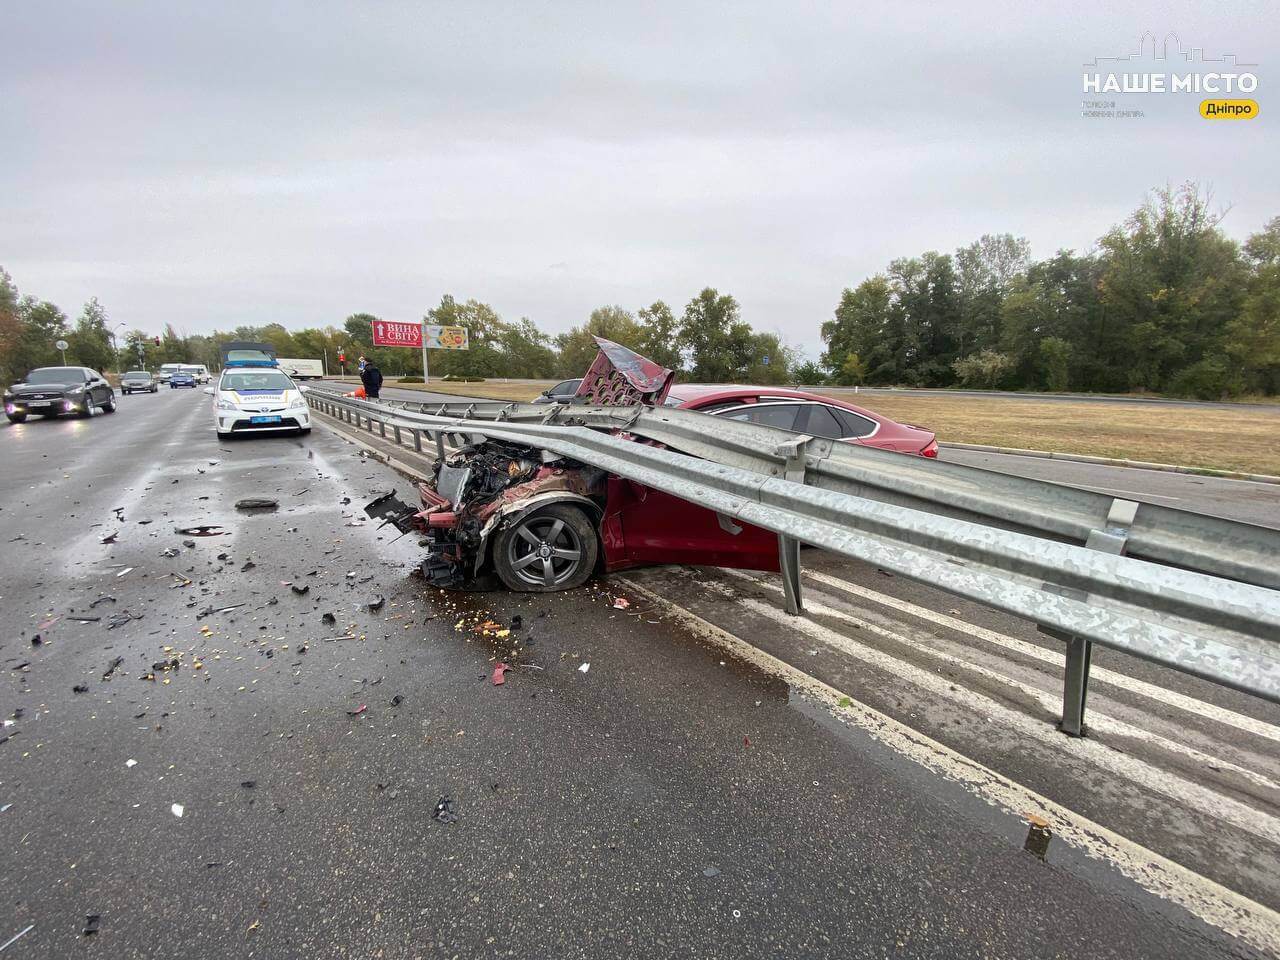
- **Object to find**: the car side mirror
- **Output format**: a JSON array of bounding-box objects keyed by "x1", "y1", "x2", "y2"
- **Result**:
[{"x1": 203, "y1": 387, "x2": 215, "y2": 395}]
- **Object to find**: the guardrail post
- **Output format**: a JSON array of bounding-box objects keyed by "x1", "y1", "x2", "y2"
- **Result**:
[
  {"x1": 412, "y1": 429, "x2": 422, "y2": 452},
  {"x1": 773, "y1": 436, "x2": 813, "y2": 616},
  {"x1": 435, "y1": 431, "x2": 446, "y2": 461},
  {"x1": 1054, "y1": 497, "x2": 1139, "y2": 737},
  {"x1": 393, "y1": 424, "x2": 402, "y2": 444},
  {"x1": 379, "y1": 419, "x2": 386, "y2": 437}
]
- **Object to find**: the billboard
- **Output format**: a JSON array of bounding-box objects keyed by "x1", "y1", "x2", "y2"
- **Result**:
[
  {"x1": 424, "y1": 325, "x2": 469, "y2": 350},
  {"x1": 369, "y1": 321, "x2": 469, "y2": 350},
  {"x1": 370, "y1": 320, "x2": 422, "y2": 348}
]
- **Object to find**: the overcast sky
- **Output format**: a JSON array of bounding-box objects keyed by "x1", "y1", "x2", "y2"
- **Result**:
[{"x1": 4, "y1": 1, "x2": 1275, "y2": 358}]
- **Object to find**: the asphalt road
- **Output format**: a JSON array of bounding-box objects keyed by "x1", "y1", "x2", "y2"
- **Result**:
[
  {"x1": 365, "y1": 382, "x2": 1280, "y2": 528},
  {"x1": 3, "y1": 389, "x2": 1275, "y2": 958}
]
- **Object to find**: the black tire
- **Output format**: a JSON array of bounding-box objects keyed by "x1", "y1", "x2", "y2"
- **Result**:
[
  {"x1": 6, "y1": 412, "x2": 26, "y2": 424},
  {"x1": 81, "y1": 399, "x2": 96, "y2": 418},
  {"x1": 103, "y1": 396, "x2": 117, "y2": 413},
  {"x1": 492, "y1": 503, "x2": 598, "y2": 592},
  {"x1": 151, "y1": 386, "x2": 158, "y2": 393}
]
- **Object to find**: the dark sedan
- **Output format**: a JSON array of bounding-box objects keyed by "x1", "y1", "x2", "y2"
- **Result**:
[
  {"x1": 169, "y1": 370, "x2": 198, "y2": 389},
  {"x1": 4, "y1": 367, "x2": 117, "y2": 423},
  {"x1": 531, "y1": 378, "x2": 582, "y2": 404}
]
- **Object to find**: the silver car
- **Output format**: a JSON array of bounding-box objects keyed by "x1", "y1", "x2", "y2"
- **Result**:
[{"x1": 120, "y1": 371, "x2": 158, "y2": 394}]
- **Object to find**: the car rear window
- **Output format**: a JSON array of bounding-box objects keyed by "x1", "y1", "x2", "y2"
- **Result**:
[
  {"x1": 721, "y1": 403, "x2": 802, "y2": 430},
  {"x1": 803, "y1": 404, "x2": 846, "y2": 439}
]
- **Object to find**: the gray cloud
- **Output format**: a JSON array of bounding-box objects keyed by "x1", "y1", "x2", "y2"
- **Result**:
[{"x1": 3, "y1": 0, "x2": 1276, "y2": 357}]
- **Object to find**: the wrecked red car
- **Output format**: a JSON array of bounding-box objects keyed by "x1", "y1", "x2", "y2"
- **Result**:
[{"x1": 365, "y1": 339, "x2": 924, "y2": 592}]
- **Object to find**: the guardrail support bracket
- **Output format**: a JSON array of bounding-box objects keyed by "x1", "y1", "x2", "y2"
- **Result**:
[{"x1": 779, "y1": 535, "x2": 803, "y2": 615}]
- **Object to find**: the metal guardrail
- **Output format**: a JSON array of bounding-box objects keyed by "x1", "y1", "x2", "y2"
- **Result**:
[{"x1": 306, "y1": 388, "x2": 1280, "y2": 734}]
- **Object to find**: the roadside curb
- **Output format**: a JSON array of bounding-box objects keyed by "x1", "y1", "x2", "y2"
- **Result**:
[{"x1": 941, "y1": 442, "x2": 1280, "y2": 486}]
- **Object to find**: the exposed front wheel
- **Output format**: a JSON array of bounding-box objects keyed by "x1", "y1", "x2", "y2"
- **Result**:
[
  {"x1": 103, "y1": 397, "x2": 117, "y2": 413},
  {"x1": 492, "y1": 504, "x2": 598, "y2": 592},
  {"x1": 80, "y1": 400, "x2": 96, "y2": 418}
]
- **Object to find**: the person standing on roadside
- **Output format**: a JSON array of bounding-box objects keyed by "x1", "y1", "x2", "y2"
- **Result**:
[{"x1": 358, "y1": 355, "x2": 383, "y2": 399}]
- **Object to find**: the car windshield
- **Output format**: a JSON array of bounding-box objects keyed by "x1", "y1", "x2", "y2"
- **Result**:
[
  {"x1": 25, "y1": 368, "x2": 85, "y2": 384},
  {"x1": 222, "y1": 371, "x2": 293, "y2": 391},
  {"x1": 124, "y1": 371, "x2": 150, "y2": 378}
]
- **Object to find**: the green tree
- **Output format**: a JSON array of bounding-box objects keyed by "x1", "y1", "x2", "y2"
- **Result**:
[
  {"x1": 822, "y1": 277, "x2": 894, "y2": 382},
  {"x1": 952, "y1": 350, "x2": 1013, "y2": 389},
  {"x1": 678, "y1": 288, "x2": 751, "y2": 381},
  {"x1": 835, "y1": 352, "x2": 866, "y2": 386},
  {"x1": 791, "y1": 360, "x2": 827, "y2": 385},
  {"x1": 1225, "y1": 217, "x2": 1280, "y2": 394},
  {"x1": 1039, "y1": 337, "x2": 1072, "y2": 391},
  {"x1": 636, "y1": 300, "x2": 684, "y2": 371},
  {"x1": 68, "y1": 297, "x2": 114, "y2": 372}
]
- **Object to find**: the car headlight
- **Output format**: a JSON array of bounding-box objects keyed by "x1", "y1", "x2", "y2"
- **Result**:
[
  {"x1": 288, "y1": 396, "x2": 307, "y2": 410},
  {"x1": 216, "y1": 398, "x2": 237, "y2": 410},
  {"x1": 68, "y1": 386, "x2": 84, "y2": 394}
]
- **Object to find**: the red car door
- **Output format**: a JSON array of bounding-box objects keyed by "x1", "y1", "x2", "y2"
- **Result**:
[{"x1": 600, "y1": 477, "x2": 781, "y2": 573}]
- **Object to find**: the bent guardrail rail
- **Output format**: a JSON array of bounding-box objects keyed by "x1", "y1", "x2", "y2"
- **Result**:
[{"x1": 305, "y1": 388, "x2": 1280, "y2": 736}]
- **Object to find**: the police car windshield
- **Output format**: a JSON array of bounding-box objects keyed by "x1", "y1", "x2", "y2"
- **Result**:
[{"x1": 222, "y1": 371, "x2": 293, "y2": 391}]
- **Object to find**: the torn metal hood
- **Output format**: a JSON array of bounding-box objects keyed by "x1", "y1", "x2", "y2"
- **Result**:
[{"x1": 574, "y1": 337, "x2": 675, "y2": 406}]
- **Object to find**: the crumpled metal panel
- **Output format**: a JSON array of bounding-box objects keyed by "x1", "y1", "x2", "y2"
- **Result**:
[{"x1": 574, "y1": 337, "x2": 675, "y2": 406}]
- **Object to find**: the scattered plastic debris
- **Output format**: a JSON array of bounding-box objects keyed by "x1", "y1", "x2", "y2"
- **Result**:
[
  {"x1": 492, "y1": 662, "x2": 511, "y2": 685},
  {"x1": 241, "y1": 561, "x2": 256, "y2": 572},
  {"x1": 367, "y1": 596, "x2": 385, "y2": 612},
  {"x1": 241, "y1": 780, "x2": 256, "y2": 789},
  {"x1": 82, "y1": 915, "x2": 100, "y2": 937},
  {"x1": 703, "y1": 866, "x2": 721, "y2": 878},
  {"x1": 346, "y1": 704, "x2": 367, "y2": 717},
  {"x1": 171, "y1": 803, "x2": 184, "y2": 818},
  {"x1": 433, "y1": 796, "x2": 458, "y2": 824},
  {"x1": 612, "y1": 597, "x2": 630, "y2": 609},
  {"x1": 390, "y1": 694, "x2": 404, "y2": 707},
  {"x1": 115, "y1": 567, "x2": 134, "y2": 578},
  {"x1": 72, "y1": 684, "x2": 89, "y2": 694},
  {"x1": 578, "y1": 662, "x2": 590, "y2": 674},
  {"x1": 291, "y1": 585, "x2": 310, "y2": 596},
  {"x1": 125, "y1": 759, "x2": 137, "y2": 768},
  {"x1": 102, "y1": 657, "x2": 124, "y2": 681},
  {"x1": 176, "y1": 525, "x2": 224, "y2": 537},
  {"x1": 321, "y1": 613, "x2": 336, "y2": 625}
]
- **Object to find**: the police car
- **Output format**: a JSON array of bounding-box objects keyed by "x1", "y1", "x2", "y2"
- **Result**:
[{"x1": 205, "y1": 341, "x2": 311, "y2": 438}]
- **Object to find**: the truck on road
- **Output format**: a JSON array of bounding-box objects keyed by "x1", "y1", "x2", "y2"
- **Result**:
[{"x1": 277, "y1": 358, "x2": 324, "y2": 380}]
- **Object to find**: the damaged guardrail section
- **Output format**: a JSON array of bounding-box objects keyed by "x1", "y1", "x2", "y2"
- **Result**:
[{"x1": 306, "y1": 388, "x2": 1280, "y2": 736}]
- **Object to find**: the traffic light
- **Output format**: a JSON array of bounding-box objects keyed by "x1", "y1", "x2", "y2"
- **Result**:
[{"x1": 337, "y1": 352, "x2": 346, "y2": 364}]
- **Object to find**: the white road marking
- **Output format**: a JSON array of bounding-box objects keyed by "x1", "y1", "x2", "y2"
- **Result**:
[
  {"x1": 794, "y1": 568, "x2": 1280, "y2": 745},
  {"x1": 618, "y1": 576, "x2": 1280, "y2": 957},
  {"x1": 697, "y1": 573, "x2": 1280, "y2": 848},
  {"x1": 722, "y1": 570, "x2": 1280, "y2": 793}
]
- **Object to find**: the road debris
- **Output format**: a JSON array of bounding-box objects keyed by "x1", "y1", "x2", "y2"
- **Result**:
[
  {"x1": 125, "y1": 759, "x2": 137, "y2": 768},
  {"x1": 367, "y1": 596, "x2": 385, "y2": 612},
  {"x1": 578, "y1": 662, "x2": 590, "y2": 673},
  {"x1": 433, "y1": 796, "x2": 458, "y2": 824},
  {"x1": 171, "y1": 803, "x2": 184, "y2": 818},
  {"x1": 390, "y1": 694, "x2": 404, "y2": 707},
  {"x1": 106, "y1": 611, "x2": 143, "y2": 629},
  {"x1": 235, "y1": 498, "x2": 279, "y2": 512},
  {"x1": 291, "y1": 584, "x2": 310, "y2": 596},
  {"x1": 321, "y1": 613, "x2": 336, "y2": 626},
  {"x1": 102, "y1": 656, "x2": 125, "y2": 681},
  {"x1": 241, "y1": 780, "x2": 256, "y2": 789},
  {"x1": 88, "y1": 595, "x2": 116, "y2": 607},
  {"x1": 0, "y1": 925, "x2": 35, "y2": 952},
  {"x1": 612, "y1": 597, "x2": 630, "y2": 609},
  {"x1": 82, "y1": 915, "x2": 101, "y2": 937},
  {"x1": 115, "y1": 567, "x2": 134, "y2": 578},
  {"x1": 347, "y1": 704, "x2": 368, "y2": 717},
  {"x1": 492, "y1": 662, "x2": 511, "y2": 685},
  {"x1": 176, "y1": 525, "x2": 224, "y2": 537},
  {"x1": 72, "y1": 684, "x2": 89, "y2": 694}
]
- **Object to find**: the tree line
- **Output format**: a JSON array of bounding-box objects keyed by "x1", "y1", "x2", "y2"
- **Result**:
[
  {"x1": 821, "y1": 184, "x2": 1280, "y2": 398},
  {"x1": 3, "y1": 183, "x2": 1276, "y2": 398}
]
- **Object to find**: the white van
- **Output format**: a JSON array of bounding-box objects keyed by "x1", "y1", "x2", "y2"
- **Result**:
[
  {"x1": 182, "y1": 364, "x2": 211, "y2": 383},
  {"x1": 156, "y1": 363, "x2": 184, "y2": 383}
]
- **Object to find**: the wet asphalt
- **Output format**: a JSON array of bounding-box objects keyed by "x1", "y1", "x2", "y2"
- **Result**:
[{"x1": 0, "y1": 389, "x2": 1267, "y2": 959}]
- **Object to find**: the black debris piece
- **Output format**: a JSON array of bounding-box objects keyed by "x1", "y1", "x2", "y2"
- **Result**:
[
  {"x1": 241, "y1": 561, "x2": 256, "y2": 572},
  {"x1": 433, "y1": 796, "x2": 458, "y2": 824},
  {"x1": 241, "y1": 780, "x2": 256, "y2": 789},
  {"x1": 30, "y1": 635, "x2": 41, "y2": 647},
  {"x1": 235, "y1": 498, "x2": 279, "y2": 512},
  {"x1": 183, "y1": 539, "x2": 196, "y2": 548},
  {"x1": 83, "y1": 914, "x2": 101, "y2": 937},
  {"x1": 72, "y1": 684, "x2": 89, "y2": 694},
  {"x1": 106, "y1": 612, "x2": 142, "y2": 630},
  {"x1": 88, "y1": 595, "x2": 116, "y2": 607},
  {"x1": 176, "y1": 525, "x2": 224, "y2": 537},
  {"x1": 151, "y1": 658, "x2": 180, "y2": 673},
  {"x1": 510, "y1": 614, "x2": 523, "y2": 630},
  {"x1": 321, "y1": 613, "x2": 336, "y2": 625},
  {"x1": 100, "y1": 532, "x2": 118, "y2": 544},
  {"x1": 102, "y1": 656, "x2": 125, "y2": 681},
  {"x1": 112, "y1": 507, "x2": 124, "y2": 520},
  {"x1": 367, "y1": 596, "x2": 385, "y2": 612},
  {"x1": 67, "y1": 616, "x2": 100, "y2": 623},
  {"x1": 390, "y1": 694, "x2": 404, "y2": 707},
  {"x1": 291, "y1": 584, "x2": 310, "y2": 596}
]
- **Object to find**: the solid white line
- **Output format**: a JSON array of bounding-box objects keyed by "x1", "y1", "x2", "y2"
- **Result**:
[
  {"x1": 618, "y1": 576, "x2": 1280, "y2": 957},
  {"x1": 796, "y1": 568, "x2": 1280, "y2": 745},
  {"x1": 722, "y1": 570, "x2": 1280, "y2": 793},
  {"x1": 700, "y1": 573, "x2": 1280, "y2": 847}
]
